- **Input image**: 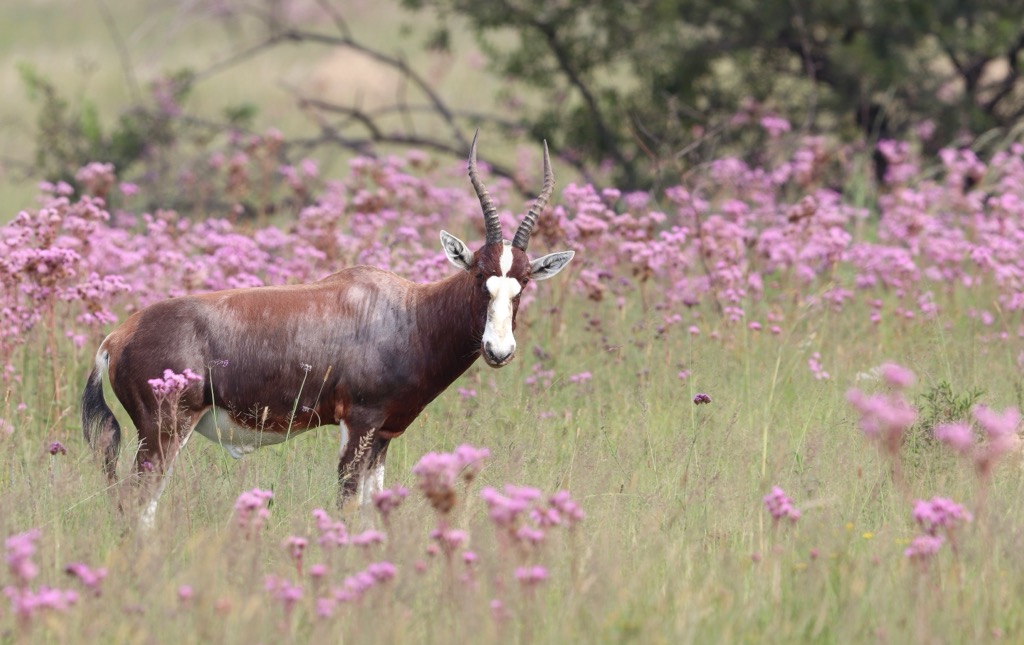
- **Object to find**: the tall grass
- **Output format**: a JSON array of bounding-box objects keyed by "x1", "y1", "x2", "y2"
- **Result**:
[{"x1": 2, "y1": 281, "x2": 1023, "y2": 642}]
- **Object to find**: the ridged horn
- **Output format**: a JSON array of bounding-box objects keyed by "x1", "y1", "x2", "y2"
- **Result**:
[
  {"x1": 512, "y1": 140, "x2": 553, "y2": 251},
  {"x1": 468, "y1": 130, "x2": 503, "y2": 245}
]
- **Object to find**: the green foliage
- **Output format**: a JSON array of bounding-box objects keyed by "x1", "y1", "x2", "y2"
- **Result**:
[
  {"x1": 403, "y1": 0, "x2": 1024, "y2": 188},
  {"x1": 905, "y1": 380, "x2": 985, "y2": 463},
  {"x1": 15, "y1": 63, "x2": 238, "y2": 197},
  {"x1": 917, "y1": 380, "x2": 985, "y2": 432}
]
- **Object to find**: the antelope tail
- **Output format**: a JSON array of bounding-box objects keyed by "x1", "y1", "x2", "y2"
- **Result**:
[{"x1": 81, "y1": 365, "x2": 121, "y2": 481}]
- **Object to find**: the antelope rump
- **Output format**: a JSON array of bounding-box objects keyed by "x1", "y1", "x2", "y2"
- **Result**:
[{"x1": 80, "y1": 133, "x2": 574, "y2": 527}]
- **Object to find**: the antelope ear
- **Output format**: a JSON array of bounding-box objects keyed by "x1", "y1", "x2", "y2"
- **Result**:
[
  {"x1": 440, "y1": 230, "x2": 474, "y2": 270},
  {"x1": 529, "y1": 250, "x2": 574, "y2": 280}
]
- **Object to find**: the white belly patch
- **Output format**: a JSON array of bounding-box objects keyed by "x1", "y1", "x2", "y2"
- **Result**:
[{"x1": 193, "y1": 407, "x2": 311, "y2": 459}]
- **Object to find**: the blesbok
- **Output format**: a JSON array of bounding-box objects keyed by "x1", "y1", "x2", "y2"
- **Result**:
[{"x1": 81, "y1": 133, "x2": 574, "y2": 526}]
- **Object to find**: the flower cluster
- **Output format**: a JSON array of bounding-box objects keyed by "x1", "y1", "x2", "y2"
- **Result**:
[
  {"x1": 312, "y1": 508, "x2": 349, "y2": 548},
  {"x1": 412, "y1": 444, "x2": 491, "y2": 514},
  {"x1": 762, "y1": 486, "x2": 801, "y2": 524},
  {"x1": 912, "y1": 497, "x2": 973, "y2": 536},
  {"x1": 148, "y1": 368, "x2": 203, "y2": 399},
  {"x1": 372, "y1": 485, "x2": 409, "y2": 522},
  {"x1": 3, "y1": 529, "x2": 104, "y2": 624},
  {"x1": 315, "y1": 561, "x2": 397, "y2": 616},
  {"x1": 234, "y1": 488, "x2": 274, "y2": 536},
  {"x1": 932, "y1": 405, "x2": 1021, "y2": 478},
  {"x1": 904, "y1": 497, "x2": 972, "y2": 564},
  {"x1": 846, "y1": 365, "x2": 919, "y2": 456}
]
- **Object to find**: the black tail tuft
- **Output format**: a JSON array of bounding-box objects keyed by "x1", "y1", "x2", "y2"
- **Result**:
[{"x1": 81, "y1": 366, "x2": 121, "y2": 481}]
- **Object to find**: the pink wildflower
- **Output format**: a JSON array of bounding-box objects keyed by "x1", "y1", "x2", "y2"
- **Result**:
[
  {"x1": 48, "y1": 441, "x2": 67, "y2": 456},
  {"x1": 912, "y1": 497, "x2": 972, "y2": 536},
  {"x1": 808, "y1": 352, "x2": 830, "y2": 380},
  {"x1": 309, "y1": 564, "x2": 328, "y2": 579},
  {"x1": 366, "y1": 561, "x2": 397, "y2": 582},
  {"x1": 515, "y1": 525, "x2": 546, "y2": 545},
  {"x1": 413, "y1": 445, "x2": 490, "y2": 513},
  {"x1": 972, "y1": 405, "x2": 1021, "y2": 476},
  {"x1": 904, "y1": 534, "x2": 944, "y2": 560},
  {"x1": 569, "y1": 371, "x2": 593, "y2": 384},
  {"x1": 312, "y1": 508, "x2": 348, "y2": 547},
  {"x1": 514, "y1": 565, "x2": 549, "y2": 587},
  {"x1": 4, "y1": 586, "x2": 79, "y2": 619},
  {"x1": 233, "y1": 488, "x2": 273, "y2": 535},
  {"x1": 5, "y1": 529, "x2": 41, "y2": 583},
  {"x1": 283, "y1": 536, "x2": 308, "y2": 576},
  {"x1": 933, "y1": 422, "x2": 974, "y2": 454},
  {"x1": 64, "y1": 563, "x2": 107, "y2": 595},
  {"x1": 430, "y1": 527, "x2": 467, "y2": 555},
  {"x1": 264, "y1": 575, "x2": 302, "y2": 613},
  {"x1": 372, "y1": 485, "x2": 409, "y2": 520},
  {"x1": 880, "y1": 363, "x2": 916, "y2": 389},
  {"x1": 350, "y1": 529, "x2": 386, "y2": 548},
  {"x1": 763, "y1": 486, "x2": 801, "y2": 523},
  {"x1": 148, "y1": 368, "x2": 203, "y2": 399},
  {"x1": 846, "y1": 388, "x2": 917, "y2": 453}
]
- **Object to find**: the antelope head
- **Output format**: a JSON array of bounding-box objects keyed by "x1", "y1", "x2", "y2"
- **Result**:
[{"x1": 440, "y1": 133, "x2": 574, "y2": 368}]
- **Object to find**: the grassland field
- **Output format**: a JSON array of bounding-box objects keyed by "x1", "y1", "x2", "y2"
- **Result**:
[{"x1": 2, "y1": 1, "x2": 1024, "y2": 644}]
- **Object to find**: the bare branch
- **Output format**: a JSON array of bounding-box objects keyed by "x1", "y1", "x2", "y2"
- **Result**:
[{"x1": 93, "y1": 0, "x2": 143, "y2": 104}]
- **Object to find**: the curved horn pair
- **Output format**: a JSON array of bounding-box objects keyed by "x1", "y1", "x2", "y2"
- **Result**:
[{"x1": 468, "y1": 131, "x2": 554, "y2": 252}]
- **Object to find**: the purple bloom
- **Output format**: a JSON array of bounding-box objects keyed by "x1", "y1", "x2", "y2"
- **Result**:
[
  {"x1": 933, "y1": 422, "x2": 974, "y2": 454},
  {"x1": 372, "y1": 485, "x2": 409, "y2": 520},
  {"x1": 569, "y1": 371, "x2": 593, "y2": 384},
  {"x1": 973, "y1": 405, "x2": 1020, "y2": 440},
  {"x1": 763, "y1": 486, "x2": 801, "y2": 523},
  {"x1": 808, "y1": 352, "x2": 830, "y2": 380},
  {"x1": 912, "y1": 497, "x2": 972, "y2": 536},
  {"x1": 148, "y1": 368, "x2": 203, "y2": 399},
  {"x1": 4, "y1": 585, "x2": 79, "y2": 619},
  {"x1": 514, "y1": 565, "x2": 549, "y2": 587},
  {"x1": 846, "y1": 388, "x2": 917, "y2": 453},
  {"x1": 972, "y1": 405, "x2": 1021, "y2": 475},
  {"x1": 264, "y1": 575, "x2": 302, "y2": 613},
  {"x1": 64, "y1": 562, "x2": 107, "y2": 595},
  {"x1": 309, "y1": 564, "x2": 328, "y2": 579},
  {"x1": 366, "y1": 561, "x2": 397, "y2": 582},
  {"x1": 5, "y1": 529, "x2": 42, "y2": 584},
  {"x1": 312, "y1": 508, "x2": 348, "y2": 547},
  {"x1": 693, "y1": 393, "x2": 712, "y2": 405},
  {"x1": 350, "y1": 529, "x2": 386, "y2": 548},
  {"x1": 413, "y1": 445, "x2": 491, "y2": 513},
  {"x1": 234, "y1": 488, "x2": 273, "y2": 535},
  {"x1": 904, "y1": 534, "x2": 944, "y2": 560},
  {"x1": 430, "y1": 527, "x2": 467, "y2": 555},
  {"x1": 48, "y1": 441, "x2": 67, "y2": 456},
  {"x1": 880, "y1": 363, "x2": 916, "y2": 389}
]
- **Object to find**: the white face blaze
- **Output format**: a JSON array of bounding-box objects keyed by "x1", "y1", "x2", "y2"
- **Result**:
[{"x1": 481, "y1": 242, "x2": 522, "y2": 367}]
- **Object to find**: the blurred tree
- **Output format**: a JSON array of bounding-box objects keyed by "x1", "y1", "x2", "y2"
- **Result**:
[{"x1": 402, "y1": 0, "x2": 1024, "y2": 188}]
